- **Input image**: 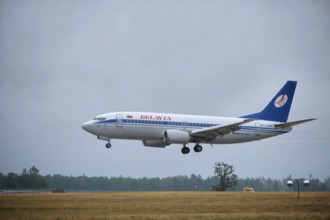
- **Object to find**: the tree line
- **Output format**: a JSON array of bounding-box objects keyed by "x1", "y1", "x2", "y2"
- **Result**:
[
  {"x1": 1, "y1": 166, "x2": 330, "y2": 192},
  {"x1": 0, "y1": 166, "x2": 48, "y2": 190}
]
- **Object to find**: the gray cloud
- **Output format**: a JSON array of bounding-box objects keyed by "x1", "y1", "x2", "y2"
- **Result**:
[{"x1": 1, "y1": 0, "x2": 329, "y2": 179}]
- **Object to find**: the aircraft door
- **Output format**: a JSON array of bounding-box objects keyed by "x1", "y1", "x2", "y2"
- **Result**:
[
  {"x1": 255, "y1": 122, "x2": 261, "y2": 136},
  {"x1": 116, "y1": 114, "x2": 123, "y2": 128}
]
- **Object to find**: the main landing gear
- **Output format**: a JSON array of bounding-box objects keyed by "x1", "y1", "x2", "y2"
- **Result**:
[
  {"x1": 181, "y1": 144, "x2": 203, "y2": 154},
  {"x1": 181, "y1": 145, "x2": 190, "y2": 154},
  {"x1": 194, "y1": 144, "x2": 203, "y2": 153}
]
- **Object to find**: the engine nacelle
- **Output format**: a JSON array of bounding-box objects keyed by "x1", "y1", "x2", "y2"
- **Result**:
[
  {"x1": 142, "y1": 140, "x2": 168, "y2": 148},
  {"x1": 164, "y1": 130, "x2": 190, "y2": 144}
]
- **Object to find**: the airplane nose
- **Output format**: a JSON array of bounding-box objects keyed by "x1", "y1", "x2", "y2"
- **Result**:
[{"x1": 81, "y1": 120, "x2": 94, "y2": 132}]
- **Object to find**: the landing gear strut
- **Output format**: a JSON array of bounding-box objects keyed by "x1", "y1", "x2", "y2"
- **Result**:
[{"x1": 181, "y1": 145, "x2": 190, "y2": 154}]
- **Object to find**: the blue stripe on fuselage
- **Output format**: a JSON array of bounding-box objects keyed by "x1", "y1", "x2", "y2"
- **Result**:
[{"x1": 96, "y1": 119, "x2": 289, "y2": 135}]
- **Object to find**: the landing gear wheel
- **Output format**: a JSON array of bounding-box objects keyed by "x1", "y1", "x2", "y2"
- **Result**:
[
  {"x1": 181, "y1": 146, "x2": 190, "y2": 154},
  {"x1": 194, "y1": 144, "x2": 203, "y2": 153},
  {"x1": 106, "y1": 143, "x2": 112, "y2": 149}
]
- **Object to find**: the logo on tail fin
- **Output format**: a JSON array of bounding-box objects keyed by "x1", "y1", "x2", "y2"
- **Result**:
[{"x1": 274, "y1": 94, "x2": 288, "y2": 108}]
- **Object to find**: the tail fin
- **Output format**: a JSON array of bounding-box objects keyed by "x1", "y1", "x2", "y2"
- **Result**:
[{"x1": 241, "y1": 81, "x2": 297, "y2": 122}]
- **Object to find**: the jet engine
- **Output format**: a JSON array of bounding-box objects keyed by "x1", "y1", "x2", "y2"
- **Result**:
[
  {"x1": 164, "y1": 130, "x2": 190, "y2": 144},
  {"x1": 142, "y1": 140, "x2": 168, "y2": 148}
]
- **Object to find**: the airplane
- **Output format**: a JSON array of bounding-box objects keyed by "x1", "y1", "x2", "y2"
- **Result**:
[{"x1": 82, "y1": 81, "x2": 316, "y2": 154}]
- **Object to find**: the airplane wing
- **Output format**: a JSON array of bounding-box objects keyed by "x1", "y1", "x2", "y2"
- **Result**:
[
  {"x1": 274, "y1": 118, "x2": 316, "y2": 128},
  {"x1": 190, "y1": 119, "x2": 254, "y2": 139}
]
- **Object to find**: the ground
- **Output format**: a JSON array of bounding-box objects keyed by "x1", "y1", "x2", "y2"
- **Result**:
[{"x1": 0, "y1": 192, "x2": 329, "y2": 219}]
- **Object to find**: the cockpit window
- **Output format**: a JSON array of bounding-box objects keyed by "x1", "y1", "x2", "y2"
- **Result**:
[{"x1": 94, "y1": 117, "x2": 106, "y2": 121}]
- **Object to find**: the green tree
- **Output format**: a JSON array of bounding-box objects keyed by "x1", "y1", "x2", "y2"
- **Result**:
[
  {"x1": 0, "y1": 173, "x2": 3, "y2": 190},
  {"x1": 213, "y1": 162, "x2": 238, "y2": 191},
  {"x1": 5, "y1": 172, "x2": 19, "y2": 189},
  {"x1": 20, "y1": 166, "x2": 48, "y2": 189}
]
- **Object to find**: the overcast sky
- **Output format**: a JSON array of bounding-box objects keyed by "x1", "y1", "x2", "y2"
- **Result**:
[{"x1": 1, "y1": 0, "x2": 329, "y2": 180}]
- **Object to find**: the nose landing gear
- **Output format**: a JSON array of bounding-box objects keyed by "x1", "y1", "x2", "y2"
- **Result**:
[{"x1": 106, "y1": 141, "x2": 112, "y2": 149}]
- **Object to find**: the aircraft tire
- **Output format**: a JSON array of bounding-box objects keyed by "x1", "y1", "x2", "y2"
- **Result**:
[
  {"x1": 106, "y1": 143, "x2": 112, "y2": 149},
  {"x1": 194, "y1": 144, "x2": 203, "y2": 153},
  {"x1": 181, "y1": 146, "x2": 190, "y2": 154}
]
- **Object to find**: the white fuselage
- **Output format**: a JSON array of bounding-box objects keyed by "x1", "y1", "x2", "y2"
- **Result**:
[{"x1": 82, "y1": 112, "x2": 291, "y2": 145}]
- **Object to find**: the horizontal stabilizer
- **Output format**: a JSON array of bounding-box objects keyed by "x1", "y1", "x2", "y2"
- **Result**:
[{"x1": 274, "y1": 118, "x2": 316, "y2": 128}]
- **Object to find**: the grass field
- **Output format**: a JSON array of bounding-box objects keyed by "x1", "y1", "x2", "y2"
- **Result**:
[{"x1": 1, "y1": 192, "x2": 330, "y2": 219}]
